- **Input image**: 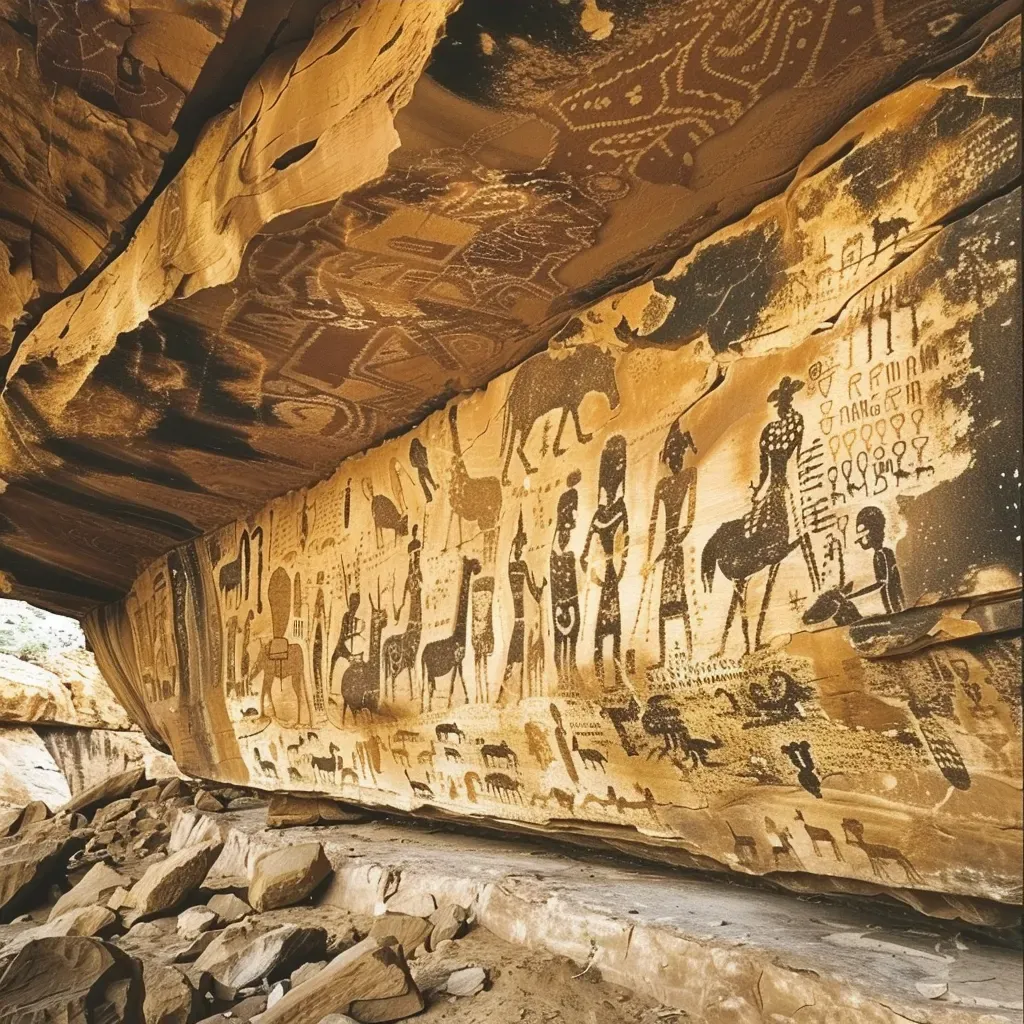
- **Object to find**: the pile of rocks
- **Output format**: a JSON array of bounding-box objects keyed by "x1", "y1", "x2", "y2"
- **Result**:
[{"x1": 0, "y1": 774, "x2": 487, "y2": 1023}]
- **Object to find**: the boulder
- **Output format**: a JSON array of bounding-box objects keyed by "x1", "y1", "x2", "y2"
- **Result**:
[
  {"x1": 93, "y1": 797, "x2": 136, "y2": 829},
  {"x1": 52, "y1": 858, "x2": 130, "y2": 923},
  {"x1": 190, "y1": 920, "x2": 326, "y2": 996},
  {"x1": 168, "y1": 810, "x2": 225, "y2": 855},
  {"x1": 0, "y1": 821, "x2": 78, "y2": 921},
  {"x1": 122, "y1": 839, "x2": 223, "y2": 924},
  {"x1": 383, "y1": 890, "x2": 436, "y2": 919},
  {"x1": 160, "y1": 779, "x2": 188, "y2": 802},
  {"x1": 368, "y1": 913, "x2": 432, "y2": 956},
  {"x1": 266, "y1": 795, "x2": 368, "y2": 829},
  {"x1": 0, "y1": 809, "x2": 20, "y2": 838},
  {"x1": 0, "y1": 904, "x2": 117, "y2": 959},
  {"x1": 290, "y1": 960, "x2": 327, "y2": 987},
  {"x1": 195, "y1": 993, "x2": 267, "y2": 1023},
  {"x1": 428, "y1": 904, "x2": 469, "y2": 946},
  {"x1": 177, "y1": 906, "x2": 218, "y2": 939},
  {"x1": 17, "y1": 801, "x2": 50, "y2": 830},
  {"x1": 226, "y1": 796, "x2": 265, "y2": 811},
  {"x1": 0, "y1": 936, "x2": 143, "y2": 1023},
  {"x1": 207, "y1": 892, "x2": 252, "y2": 925},
  {"x1": 63, "y1": 768, "x2": 145, "y2": 817},
  {"x1": 267, "y1": 979, "x2": 289, "y2": 1007},
  {"x1": 254, "y1": 936, "x2": 422, "y2": 1024},
  {"x1": 261, "y1": 906, "x2": 359, "y2": 957},
  {"x1": 194, "y1": 790, "x2": 224, "y2": 813},
  {"x1": 134, "y1": 786, "x2": 162, "y2": 806},
  {"x1": 446, "y1": 966, "x2": 486, "y2": 997},
  {"x1": 141, "y1": 961, "x2": 196, "y2": 1024},
  {"x1": 247, "y1": 842, "x2": 332, "y2": 912}
]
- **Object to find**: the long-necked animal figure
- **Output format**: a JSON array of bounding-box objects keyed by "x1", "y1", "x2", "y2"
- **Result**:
[
  {"x1": 421, "y1": 556, "x2": 481, "y2": 711},
  {"x1": 446, "y1": 405, "x2": 501, "y2": 558},
  {"x1": 340, "y1": 582, "x2": 388, "y2": 724},
  {"x1": 218, "y1": 528, "x2": 251, "y2": 609},
  {"x1": 500, "y1": 344, "x2": 620, "y2": 484}
]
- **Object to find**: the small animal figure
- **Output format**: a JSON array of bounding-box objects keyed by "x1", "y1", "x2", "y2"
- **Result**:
[
  {"x1": 484, "y1": 773, "x2": 524, "y2": 803},
  {"x1": 764, "y1": 816, "x2": 800, "y2": 865},
  {"x1": 421, "y1": 557, "x2": 481, "y2": 711},
  {"x1": 500, "y1": 344, "x2": 620, "y2": 483},
  {"x1": 572, "y1": 735, "x2": 608, "y2": 771},
  {"x1": 310, "y1": 743, "x2": 342, "y2": 780},
  {"x1": 796, "y1": 810, "x2": 842, "y2": 861},
  {"x1": 843, "y1": 818, "x2": 922, "y2": 883},
  {"x1": 436, "y1": 722, "x2": 467, "y2": 744},
  {"x1": 727, "y1": 822, "x2": 758, "y2": 866},
  {"x1": 802, "y1": 581, "x2": 863, "y2": 627},
  {"x1": 481, "y1": 740, "x2": 519, "y2": 770},
  {"x1": 532, "y1": 788, "x2": 575, "y2": 811},
  {"x1": 870, "y1": 214, "x2": 911, "y2": 261},
  {"x1": 405, "y1": 770, "x2": 433, "y2": 799},
  {"x1": 253, "y1": 747, "x2": 278, "y2": 778},
  {"x1": 444, "y1": 747, "x2": 462, "y2": 762}
]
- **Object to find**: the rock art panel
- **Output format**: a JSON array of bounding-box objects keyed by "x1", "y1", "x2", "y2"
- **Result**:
[
  {"x1": 2, "y1": 1, "x2": 1019, "y2": 617},
  {"x1": 86, "y1": 23, "x2": 1022, "y2": 911}
]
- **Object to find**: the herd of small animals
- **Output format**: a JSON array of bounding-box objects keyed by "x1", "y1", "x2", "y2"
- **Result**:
[{"x1": 188, "y1": 348, "x2": 976, "y2": 890}]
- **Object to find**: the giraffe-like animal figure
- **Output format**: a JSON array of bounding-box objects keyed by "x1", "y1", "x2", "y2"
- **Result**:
[{"x1": 421, "y1": 556, "x2": 481, "y2": 711}]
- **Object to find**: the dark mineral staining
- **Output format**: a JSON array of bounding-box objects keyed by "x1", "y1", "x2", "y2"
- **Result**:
[{"x1": 646, "y1": 222, "x2": 784, "y2": 353}]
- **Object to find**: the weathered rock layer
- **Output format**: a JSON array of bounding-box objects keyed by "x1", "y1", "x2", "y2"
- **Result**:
[
  {"x1": 1, "y1": 0, "x2": 1017, "y2": 617},
  {"x1": 85, "y1": 21, "x2": 1022, "y2": 917}
]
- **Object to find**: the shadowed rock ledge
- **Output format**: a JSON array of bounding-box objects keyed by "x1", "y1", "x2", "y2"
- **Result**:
[{"x1": 81, "y1": 19, "x2": 1023, "y2": 923}]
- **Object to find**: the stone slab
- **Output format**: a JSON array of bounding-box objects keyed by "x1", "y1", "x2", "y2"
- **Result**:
[{"x1": 173, "y1": 807, "x2": 1023, "y2": 1024}]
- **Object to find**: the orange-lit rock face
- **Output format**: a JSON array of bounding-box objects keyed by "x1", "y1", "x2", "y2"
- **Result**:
[
  {"x1": 0, "y1": 0, "x2": 1015, "y2": 615},
  {"x1": 84, "y1": 20, "x2": 1022, "y2": 920}
]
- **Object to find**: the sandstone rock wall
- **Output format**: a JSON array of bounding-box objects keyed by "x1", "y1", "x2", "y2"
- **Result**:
[
  {"x1": 85, "y1": 20, "x2": 1022, "y2": 916},
  {"x1": 1, "y1": 0, "x2": 1015, "y2": 619},
  {"x1": 0, "y1": 600, "x2": 178, "y2": 807}
]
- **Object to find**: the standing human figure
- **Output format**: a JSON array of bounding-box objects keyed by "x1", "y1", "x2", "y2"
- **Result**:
[
  {"x1": 409, "y1": 438, "x2": 437, "y2": 503},
  {"x1": 311, "y1": 575, "x2": 329, "y2": 714},
  {"x1": 582, "y1": 435, "x2": 629, "y2": 689},
  {"x1": 645, "y1": 422, "x2": 698, "y2": 672},
  {"x1": 550, "y1": 472, "x2": 582, "y2": 690},
  {"x1": 398, "y1": 525, "x2": 423, "y2": 618},
  {"x1": 329, "y1": 591, "x2": 362, "y2": 693},
  {"x1": 499, "y1": 512, "x2": 546, "y2": 703}
]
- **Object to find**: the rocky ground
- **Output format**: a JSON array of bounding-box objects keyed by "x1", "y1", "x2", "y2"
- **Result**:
[{"x1": 0, "y1": 772, "x2": 674, "y2": 1023}]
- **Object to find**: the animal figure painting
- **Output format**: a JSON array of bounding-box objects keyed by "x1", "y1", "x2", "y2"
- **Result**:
[{"x1": 88, "y1": 44, "x2": 1022, "y2": 918}]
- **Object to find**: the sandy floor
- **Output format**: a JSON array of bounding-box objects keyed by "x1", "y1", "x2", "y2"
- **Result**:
[{"x1": 409, "y1": 925, "x2": 681, "y2": 1024}]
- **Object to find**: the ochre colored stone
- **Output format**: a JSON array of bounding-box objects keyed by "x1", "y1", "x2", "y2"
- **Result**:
[
  {"x1": 247, "y1": 842, "x2": 332, "y2": 912},
  {"x1": 122, "y1": 839, "x2": 223, "y2": 923}
]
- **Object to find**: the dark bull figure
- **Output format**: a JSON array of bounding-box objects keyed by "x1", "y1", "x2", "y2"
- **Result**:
[{"x1": 500, "y1": 344, "x2": 620, "y2": 484}]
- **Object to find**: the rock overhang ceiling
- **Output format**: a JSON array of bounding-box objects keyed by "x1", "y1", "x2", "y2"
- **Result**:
[{"x1": 0, "y1": 0, "x2": 1019, "y2": 616}]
